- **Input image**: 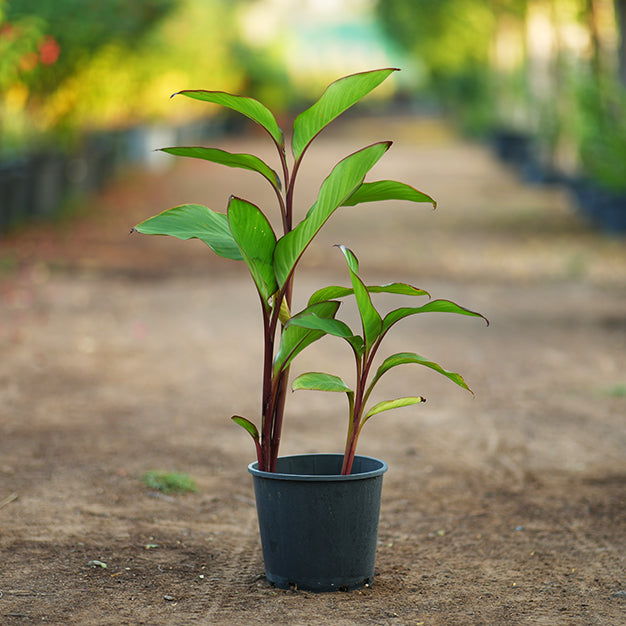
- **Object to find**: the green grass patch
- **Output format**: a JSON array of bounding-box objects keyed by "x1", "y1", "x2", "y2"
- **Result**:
[
  {"x1": 142, "y1": 470, "x2": 198, "y2": 494},
  {"x1": 604, "y1": 384, "x2": 626, "y2": 398}
]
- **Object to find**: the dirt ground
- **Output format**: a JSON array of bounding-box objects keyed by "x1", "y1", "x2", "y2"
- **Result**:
[{"x1": 1, "y1": 116, "x2": 625, "y2": 625}]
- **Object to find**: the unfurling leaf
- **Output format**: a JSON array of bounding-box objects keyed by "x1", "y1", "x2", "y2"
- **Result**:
[
  {"x1": 231, "y1": 415, "x2": 260, "y2": 441},
  {"x1": 363, "y1": 396, "x2": 426, "y2": 421}
]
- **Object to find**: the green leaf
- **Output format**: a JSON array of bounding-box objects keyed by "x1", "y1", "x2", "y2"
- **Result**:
[
  {"x1": 307, "y1": 282, "x2": 430, "y2": 306},
  {"x1": 173, "y1": 90, "x2": 284, "y2": 149},
  {"x1": 382, "y1": 299, "x2": 489, "y2": 334},
  {"x1": 292, "y1": 372, "x2": 352, "y2": 394},
  {"x1": 343, "y1": 180, "x2": 436, "y2": 207},
  {"x1": 133, "y1": 204, "x2": 242, "y2": 260},
  {"x1": 273, "y1": 300, "x2": 341, "y2": 375},
  {"x1": 160, "y1": 146, "x2": 281, "y2": 191},
  {"x1": 368, "y1": 283, "x2": 430, "y2": 298},
  {"x1": 286, "y1": 312, "x2": 364, "y2": 356},
  {"x1": 308, "y1": 285, "x2": 355, "y2": 305},
  {"x1": 286, "y1": 313, "x2": 354, "y2": 339},
  {"x1": 274, "y1": 142, "x2": 391, "y2": 286},
  {"x1": 340, "y1": 244, "x2": 359, "y2": 274},
  {"x1": 292, "y1": 68, "x2": 398, "y2": 160},
  {"x1": 363, "y1": 396, "x2": 425, "y2": 421},
  {"x1": 231, "y1": 415, "x2": 260, "y2": 441},
  {"x1": 338, "y1": 246, "x2": 382, "y2": 348},
  {"x1": 370, "y1": 352, "x2": 473, "y2": 394},
  {"x1": 227, "y1": 196, "x2": 278, "y2": 302}
]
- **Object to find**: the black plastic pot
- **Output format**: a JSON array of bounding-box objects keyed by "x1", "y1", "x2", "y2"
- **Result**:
[{"x1": 248, "y1": 453, "x2": 388, "y2": 592}]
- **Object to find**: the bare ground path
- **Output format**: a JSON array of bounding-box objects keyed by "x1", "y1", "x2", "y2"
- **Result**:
[{"x1": 0, "y1": 116, "x2": 625, "y2": 625}]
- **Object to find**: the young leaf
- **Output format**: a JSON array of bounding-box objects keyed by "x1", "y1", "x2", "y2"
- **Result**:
[
  {"x1": 274, "y1": 142, "x2": 391, "y2": 286},
  {"x1": 132, "y1": 204, "x2": 242, "y2": 260},
  {"x1": 173, "y1": 90, "x2": 284, "y2": 149},
  {"x1": 231, "y1": 415, "x2": 260, "y2": 441},
  {"x1": 292, "y1": 372, "x2": 352, "y2": 394},
  {"x1": 273, "y1": 300, "x2": 341, "y2": 375},
  {"x1": 160, "y1": 147, "x2": 282, "y2": 191},
  {"x1": 382, "y1": 300, "x2": 489, "y2": 334},
  {"x1": 363, "y1": 396, "x2": 425, "y2": 421},
  {"x1": 342, "y1": 180, "x2": 436, "y2": 208},
  {"x1": 231, "y1": 415, "x2": 262, "y2": 461},
  {"x1": 338, "y1": 246, "x2": 382, "y2": 348},
  {"x1": 307, "y1": 282, "x2": 430, "y2": 306},
  {"x1": 227, "y1": 196, "x2": 278, "y2": 302},
  {"x1": 292, "y1": 68, "x2": 398, "y2": 160},
  {"x1": 370, "y1": 351, "x2": 473, "y2": 394}
]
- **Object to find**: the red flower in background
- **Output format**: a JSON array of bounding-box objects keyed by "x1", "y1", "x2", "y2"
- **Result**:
[{"x1": 38, "y1": 35, "x2": 60, "y2": 65}]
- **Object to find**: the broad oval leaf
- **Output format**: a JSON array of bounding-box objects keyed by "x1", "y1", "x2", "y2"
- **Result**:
[
  {"x1": 227, "y1": 196, "x2": 277, "y2": 302},
  {"x1": 292, "y1": 68, "x2": 398, "y2": 160},
  {"x1": 343, "y1": 180, "x2": 436, "y2": 208},
  {"x1": 173, "y1": 90, "x2": 284, "y2": 149},
  {"x1": 274, "y1": 142, "x2": 391, "y2": 286},
  {"x1": 308, "y1": 285, "x2": 354, "y2": 306},
  {"x1": 286, "y1": 312, "x2": 364, "y2": 356},
  {"x1": 286, "y1": 313, "x2": 353, "y2": 339},
  {"x1": 133, "y1": 204, "x2": 242, "y2": 260},
  {"x1": 371, "y1": 351, "x2": 473, "y2": 394},
  {"x1": 292, "y1": 372, "x2": 352, "y2": 394},
  {"x1": 273, "y1": 300, "x2": 340, "y2": 375},
  {"x1": 363, "y1": 396, "x2": 425, "y2": 421},
  {"x1": 382, "y1": 299, "x2": 489, "y2": 334},
  {"x1": 160, "y1": 146, "x2": 281, "y2": 191}
]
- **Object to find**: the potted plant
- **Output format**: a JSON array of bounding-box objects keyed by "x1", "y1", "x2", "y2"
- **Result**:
[{"x1": 132, "y1": 68, "x2": 488, "y2": 592}]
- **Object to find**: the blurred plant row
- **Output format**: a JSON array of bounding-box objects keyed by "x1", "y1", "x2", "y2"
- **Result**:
[{"x1": 377, "y1": 0, "x2": 626, "y2": 231}]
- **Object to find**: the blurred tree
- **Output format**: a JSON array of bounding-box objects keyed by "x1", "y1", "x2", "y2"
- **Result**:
[
  {"x1": 374, "y1": 0, "x2": 529, "y2": 132},
  {"x1": 5, "y1": 0, "x2": 180, "y2": 96},
  {"x1": 1, "y1": 0, "x2": 247, "y2": 145}
]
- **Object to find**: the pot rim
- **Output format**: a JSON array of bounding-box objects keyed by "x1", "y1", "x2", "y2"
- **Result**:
[{"x1": 248, "y1": 453, "x2": 388, "y2": 482}]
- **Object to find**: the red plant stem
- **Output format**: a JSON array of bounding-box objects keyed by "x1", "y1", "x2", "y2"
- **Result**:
[
  {"x1": 259, "y1": 148, "x2": 299, "y2": 472},
  {"x1": 341, "y1": 343, "x2": 380, "y2": 474},
  {"x1": 269, "y1": 367, "x2": 289, "y2": 471},
  {"x1": 341, "y1": 370, "x2": 365, "y2": 475},
  {"x1": 259, "y1": 306, "x2": 275, "y2": 471}
]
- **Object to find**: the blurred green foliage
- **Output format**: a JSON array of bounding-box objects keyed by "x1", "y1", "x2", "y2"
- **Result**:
[
  {"x1": 6, "y1": 0, "x2": 179, "y2": 89},
  {"x1": 0, "y1": 0, "x2": 248, "y2": 149},
  {"x1": 573, "y1": 75, "x2": 626, "y2": 189},
  {"x1": 376, "y1": 0, "x2": 626, "y2": 190}
]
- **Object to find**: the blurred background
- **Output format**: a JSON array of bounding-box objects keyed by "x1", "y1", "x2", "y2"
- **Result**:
[{"x1": 0, "y1": 0, "x2": 625, "y2": 234}]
